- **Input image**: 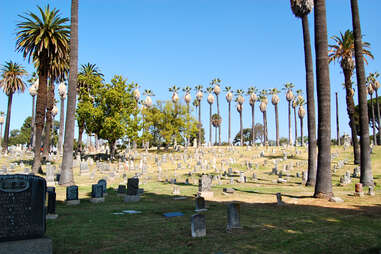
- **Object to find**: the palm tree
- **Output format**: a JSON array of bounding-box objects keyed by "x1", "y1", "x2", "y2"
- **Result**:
[
  {"x1": 313, "y1": 0, "x2": 333, "y2": 199},
  {"x1": 335, "y1": 92, "x2": 340, "y2": 145},
  {"x1": 259, "y1": 90, "x2": 268, "y2": 146},
  {"x1": 183, "y1": 86, "x2": 192, "y2": 147},
  {"x1": 283, "y1": 82, "x2": 295, "y2": 145},
  {"x1": 367, "y1": 83, "x2": 376, "y2": 145},
  {"x1": 58, "y1": 82, "x2": 67, "y2": 154},
  {"x1": 236, "y1": 89, "x2": 245, "y2": 146},
  {"x1": 143, "y1": 89, "x2": 154, "y2": 149},
  {"x1": 61, "y1": 0, "x2": 78, "y2": 185},
  {"x1": 225, "y1": 86, "x2": 233, "y2": 145},
  {"x1": 329, "y1": 30, "x2": 372, "y2": 164},
  {"x1": 16, "y1": 5, "x2": 70, "y2": 173},
  {"x1": 247, "y1": 86, "x2": 258, "y2": 146},
  {"x1": 293, "y1": 89, "x2": 303, "y2": 146},
  {"x1": 195, "y1": 85, "x2": 203, "y2": 146},
  {"x1": 298, "y1": 98, "x2": 306, "y2": 146},
  {"x1": 269, "y1": 88, "x2": 280, "y2": 146},
  {"x1": 211, "y1": 78, "x2": 222, "y2": 145},
  {"x1": 351, "y1": 0, "x2": 373, "y2": 186},
  {"x1": 211, "y1": 113, "x2": 222, "y2": 145},
  {"x1": 290, "y1": 0, "x2": 317, "y2": 186},
  {"x1": 0, "y1": 61, "x2": 27, "y2": 152},
  {"x1": 169, "y1": 85, "x2": 180, "y2": 104},
  {"x1": 368, "y1": 72, "x2": 380, "y2": 145},
  {"x1": 206, "y1": 87, "x2": 214, "y2": 146}
]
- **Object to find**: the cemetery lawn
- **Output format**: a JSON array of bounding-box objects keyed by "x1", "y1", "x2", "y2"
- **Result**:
[{"x1": 9, "y1": 146, "x2": 381, "y2": 253}]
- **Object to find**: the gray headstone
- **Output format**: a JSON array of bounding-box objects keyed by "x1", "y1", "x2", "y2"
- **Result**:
[
  {"x1": 66, "y1": 185, "x2": 79, "y2": 201},
  {"x1": 127, "y1": 178, "x2": 139, "y2": 195},
  {"x1": 91, "y1": 184, "x2": 103, "y2": 198},
  {"x1": 191, "y1": 214, "x2": 206, "y2": 238},
  {"x1": 227, "y1": 203, "x2": 241, "y2": 229}
]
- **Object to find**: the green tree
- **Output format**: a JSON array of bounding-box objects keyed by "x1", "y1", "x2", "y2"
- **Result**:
[
  {"x1": 16, "y1": 5, "x2": 70, "y2": 173},
  {"x1": 0, "y1": 61, "x2": 27, "y2": 152}
]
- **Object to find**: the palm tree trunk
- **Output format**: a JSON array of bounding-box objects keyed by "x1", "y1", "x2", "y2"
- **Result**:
[
  {"x1": 264, "y1": 110, "x2": 268, "y2": 146},
  {"x1": 351, "y1": 0, "x2": 373, "y2": 186},
  {"x1": 370, "y1": 94, "x2": 376, "y2": 145},
  {"x1": 187, "y1": 103, "x2": 190, "y2": 147},
  {"x1": 217, "y1": 95, "x2": 221, "y2": 146},
  {"x1": 30, "y1": 95, "x2": 36, "y2": 149},
  {"x1": 78, "y1": 124, "x2": 84, "y2": 153},
  {"x1": 252, "y1": 104, "x2": 255, "y2": 146},
  {"x1": 288, "y1": 101, "x2": 292, "y2": 145},
  {"x1": 32, "y1": 61, "x2": 48, "y2": 173},
  {"x1": 209, "y1": 103, "x2": 212, "y2": 145},
  {"x1": 294, "y1": 107, "x2": 298, "y2": 146},
  {"x1": 376, "y1": 89, "x2": 381, "y2": 145},
  {"x1": 262, "y1": 111, "x2": 267, "y2": 146},
  {"x1": 240, "y1": 110, "x2": 243, "y2": 146},
  {"x1": 198, "y1": 101, "x2": 201, "y2": 147},
  {"x1": 43, "y1": 79, "x2": 54, "y2": 158},
  {"x1": 344, "y1": 70, "x2": 360, "y2": 164},
  {"x1": 215, "y1": 126, "x2": 217, "y2": 145},
  {"x1": 60, "y1": 0, "x2": 78, "y2": 186},
  {"x1": 335, "y1": 92, "x2": 340, "y2": 145},
  {"x1": 2, "y1": 93, "x2": 13, "y2": 153},
  {"x1": 275, "y1": 104, "x2": 279, "y2": 146},
  {"x1": 302, "y1": 15, "x2": 318, "y2": 186},
  {"x1": 228, "y1": 102, "x2": 231, "y2": 145},
  {"x1": 58, "y1": 96, "x2": 65, "y2": 155},
  {"x1": 300, "y1": 117, "x2": 303, "y2": 146},
  {"x1": 313, "y1": 0, "x2": 333, "y2": 199}
]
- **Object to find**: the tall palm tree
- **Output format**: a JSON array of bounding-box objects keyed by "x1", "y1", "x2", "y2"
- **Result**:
[
  {"x1": 313, "y1": 0, "x2": 332, "y2": 199},
  {"x1": 335, "y1": 92, "x2": 340, "y2": 145},
  {"x1": 329, "y1": 30, "x2": 372, "y2": 164},
  {"x1": 143, "y1": 89, "x2": 154, "y2": 149},
  {"x1": 367, "y1": 83, "x2": 376, "y2": 145},
  {"x1": 206, "y1": 87, "x2": 214, "y2": 146},
  {"x1": 60, "y1": 0, "x2": 78, "y2": 185},
  {"x1": 0, "y1": 61, "x2": 27, "y2": 152},
  {"x1": 236, "y1": 89, "x2": 245, "y2": 146},
  {"x1": 368, "y1": 72, "x2": 380, "y2": 145},
  {"x1": 183, "y1": 86, "x2": 192, "y2": 147},
  {"x1": 225, "y1": 86, "x2": 233, "y2": 145},
  {"x1": 283, "y1": 82, "x2": 295, "y2": 145},
  {"x1": 269, "y1": 88, "x2": 280, "y2": 146},
  {"x1": 290, "y1": 0, "x2": 317, "y2": 186},
  {"x1": 16, "y1": 5, "x2": 70, "y2": 173},
  {"x1": 259, "y1": 90, "x2": 268, "y2": 146},
  {"x1": 58, "y1": 81, "x2": 67, "y2": 154},
  {"x1": 211, "y1": 78, "x2": 222, "y2": 145},
  {"x1": 169, "y1": 85, "x2": 180, "y2": 104},
  {"x1": 247, "y1": 86, "x2": 258, "y2": 146},
  {"x1": 298, "y1": 98, "x2": 306, "y2": 146},
  {"x1": 195, "y1": 85, "x2": 203, "y2": 146},
  {"x1": 293, "y1": 89, "x2": 303, "y2": 146},
  {"x1": 351, "y1": 0, "x2": 373, "y2": 186}
]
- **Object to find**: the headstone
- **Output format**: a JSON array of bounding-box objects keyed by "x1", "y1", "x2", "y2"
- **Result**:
[
  {"x1": 90, "y1": 184, "x2": 104, "y2": 203},
  {"x1": 198, "y1": 175, "x2": 213, "y2": 199},
  {"x1": 66, "y1": 185, "x2": 80, "y2": 205},
  {"x1": 46, "y1": 189, "x2": 58, "y2": 220},
  {"x1": 191, "y1": 214, "x2": 206, "y2": 238},
  {"x1": 195, "y1": 196, "x2": 207, "y2": 212},
  {"x1": 46, "y1": 165, "x2": 55, "y2": 186},
  {"x1": 0, "y1": 174, "x2": 46, "y2": 241},
  {"x1": 368, "y1": 186, "x2": 375, "y2": 196},
  {"x1": 276, "y1": 193, "x2": 285, "y2": 206},
  {"x1": 80, "y1": 161, "x2": 90, "y2": 176},
  {"x1": 354, "y1": 183, "x2": 364, "y2": 197},
  {"x1": 227, "y1": 203, "x2": 241, "y2": 230},
  {"x1": 172, "y1": 186, "x2": 180, "y2": 195},
  {"x1": 97, "y1": 179, "x2": 107, "y2": 196},
  {"x1": 117, "y1": 185, "x2": 126, "y2": 194},
  {"x1": 125, "y1": 178, "x2": 140, "y2": 202}
]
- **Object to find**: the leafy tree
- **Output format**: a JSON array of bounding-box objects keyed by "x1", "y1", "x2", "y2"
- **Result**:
[{"x1": 233, "y1": 124, "x2": 264, "y2": 146}]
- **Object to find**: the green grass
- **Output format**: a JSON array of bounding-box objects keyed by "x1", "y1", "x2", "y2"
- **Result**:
[{"x1": 4, "y1": 146, "x2": 381, "y2": 253}]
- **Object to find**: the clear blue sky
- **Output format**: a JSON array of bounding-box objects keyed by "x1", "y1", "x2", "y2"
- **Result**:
[{"x1": 1, "y1": 1, "x2": 380, "y2": 143}]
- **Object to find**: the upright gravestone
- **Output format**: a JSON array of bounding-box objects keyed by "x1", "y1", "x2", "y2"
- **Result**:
[
  {"x1": 90, "y1": 184, "x2": 104, "y2": 203},
  {"x1": 97, "y1": 179, "x2": 107, "y2": 196},
  {"x1": 0, "y1": 174, "x2": 52, "y2": 254},
  {"x1": 125, "y1": 178, "x2": 140, "y2": 202},
  {"x1": 191, "y1": 214, "x2": 206, "y2": 238},
  {"x1": 195, "y1": 196, "x2": 207, "y2": 212},
  {"x1": 227, "y1": 203, "x2": 241, "y2": 230},
  {"x1": 66, "y1": 185, "x2": 80, "y2": 205},
  {"x1": 198, "y1": 175, "x2": 213, "y2": 199},
  {"x1": 117, "y1": 185, "x2": 126, "y2": 196},
  {"x1": 46, "y1": 164, "x2": 55, "y2": 186},
  {"x1": 46, "y1": 188, "x2": 58, "y2": 219},
  {"x1": 80, "y1": 161, "x2": 90, "y2": 176}
]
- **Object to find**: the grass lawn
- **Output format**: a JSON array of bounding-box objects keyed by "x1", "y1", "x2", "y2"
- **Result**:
[{"x1": 4, "y1": 145, "x2": 381, "y2": 253}]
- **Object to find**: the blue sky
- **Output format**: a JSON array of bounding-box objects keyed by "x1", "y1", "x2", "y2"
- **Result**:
[{"x1": 1, "y1": 1, "x2": 380, "y2": 143}]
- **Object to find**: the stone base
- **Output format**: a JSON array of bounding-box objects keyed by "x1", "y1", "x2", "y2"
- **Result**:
[
  {"x1": 0, "y1": 237, "x2": 52, "y2": 254},
  {"x1": 198, "y1": 191, "x2": 214, "y2": 200},
  {"x1": 90, "y1": 197, "x2": 105, "y2": 203},
  {"x1": 66, "y1": 199, "x2": 80, "y2": 206},
  {"x1": 195, "y1": 208, "x2": 208, "y2": 212},
  {"x1": 46, "y1": 214, "x2": 59, "y2": 220},
  {"x1": 124, "y1": 195, "x2": 141, "y2": 203}
]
